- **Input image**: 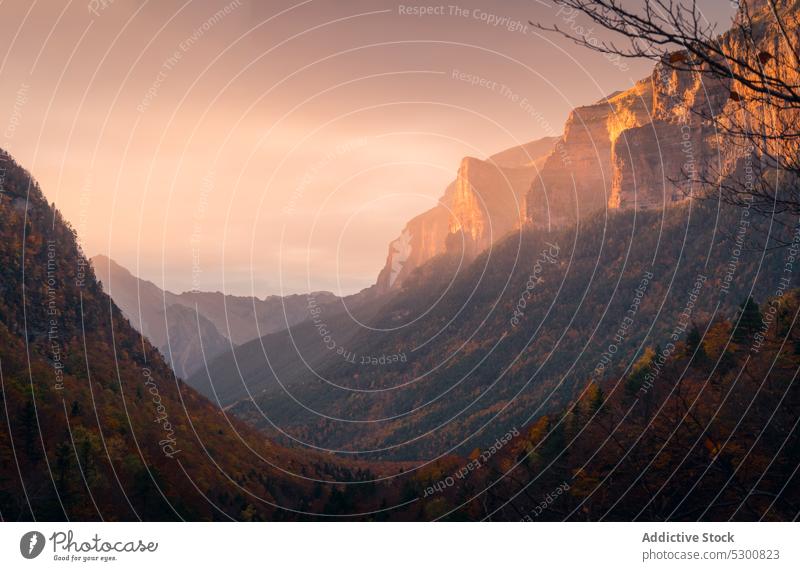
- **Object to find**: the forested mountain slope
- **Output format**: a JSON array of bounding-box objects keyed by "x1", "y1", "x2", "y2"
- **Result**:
[
  {"x1": 203, "y1": 196, "x2": 795, "y2": 461},
  {"x1": 0, "y1": 150, "x2": 389, "y2": 521}
]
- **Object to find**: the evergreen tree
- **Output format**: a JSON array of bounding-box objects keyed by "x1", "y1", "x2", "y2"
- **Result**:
[
  {"x1": 733, "y1": 297, "x2": 763, "y2": 344},
  {"x1": 686, "y1": 323, "x2": 708, "y2": 365}
]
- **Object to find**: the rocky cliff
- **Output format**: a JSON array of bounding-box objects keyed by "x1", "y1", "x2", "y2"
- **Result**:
[
  {"x1": 530, "y1": 0, "x2": 795, "y2": 221},
  {"x1": 527, "y1": 79, "x2": 654, "y2": 227},
  {"x1": 376, "y1": 136, "x2": 556, "y2": 291}
]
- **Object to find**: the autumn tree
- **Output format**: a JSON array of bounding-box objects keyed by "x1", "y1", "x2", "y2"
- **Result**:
[{"x1": 733, "y1": 295, "x2": 763, "y2": 342}]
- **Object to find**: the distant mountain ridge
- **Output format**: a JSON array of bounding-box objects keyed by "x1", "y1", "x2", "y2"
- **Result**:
[{"x1": 91, "y1": 255, "x2": 341, "y2": 380}]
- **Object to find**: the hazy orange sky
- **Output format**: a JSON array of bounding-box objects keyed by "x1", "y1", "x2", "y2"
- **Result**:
[{"x1": 0, "y1": 0, "x2": 735, "y2": 296}]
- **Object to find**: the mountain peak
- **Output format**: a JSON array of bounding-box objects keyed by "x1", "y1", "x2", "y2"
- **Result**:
[{"x1": 90, "y1": 254, "x2": 132, "y2": 279}]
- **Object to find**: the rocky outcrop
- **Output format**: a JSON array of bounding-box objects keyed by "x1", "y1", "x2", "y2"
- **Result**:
[
  {"x1": 527, "y1": 79, "x2": 654, "y2": 225},
  {"x1": 377, "y1": 137, "x2": 556, "y2": 291},
  {"x1": 530, "y1": 0, "x2": 795, "y2": 220},
  {"x1": 447, "y1": 157, "x2": 535, "y2": 256},
  {"x1": 608, "y1": 56, "x2": 731, "y2": 210}
]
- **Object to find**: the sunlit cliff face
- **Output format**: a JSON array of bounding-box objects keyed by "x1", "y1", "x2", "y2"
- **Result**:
[{"x1": 375, "y1": 137, "x2": 556, "y2": 292}]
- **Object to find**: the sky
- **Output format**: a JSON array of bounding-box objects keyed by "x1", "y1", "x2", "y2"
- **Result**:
[{"x1": 0, "y1": 0, "x2": 736, "y2": 297}]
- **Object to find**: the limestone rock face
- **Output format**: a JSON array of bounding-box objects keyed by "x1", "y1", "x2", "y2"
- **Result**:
[
  {"x1": 90, "y1": 255, "x2": 340, "y2": 379},
  {"x1": 448, "y1": 157, "x2": 533, "y2": 255},
  {"x1": 530, "y1": 0, "x2": 798, "y2": 220},
  {"x1": 527, "y1": 79, "x2": 653, "y2": 227},
  {"x1": 609, "y1": 59, "x2": 731, "y2": 210},
  {"x1": 376, "y1": 137, "x2": 556, "y2": 291}
]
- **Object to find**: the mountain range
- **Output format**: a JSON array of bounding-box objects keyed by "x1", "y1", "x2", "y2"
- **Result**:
[
  {"x1": 90, "y1": 255, "x2": 342, "y2": 380},
  {"x1": 2, "y1": 0, "x2": 799, "y2": 521}
]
